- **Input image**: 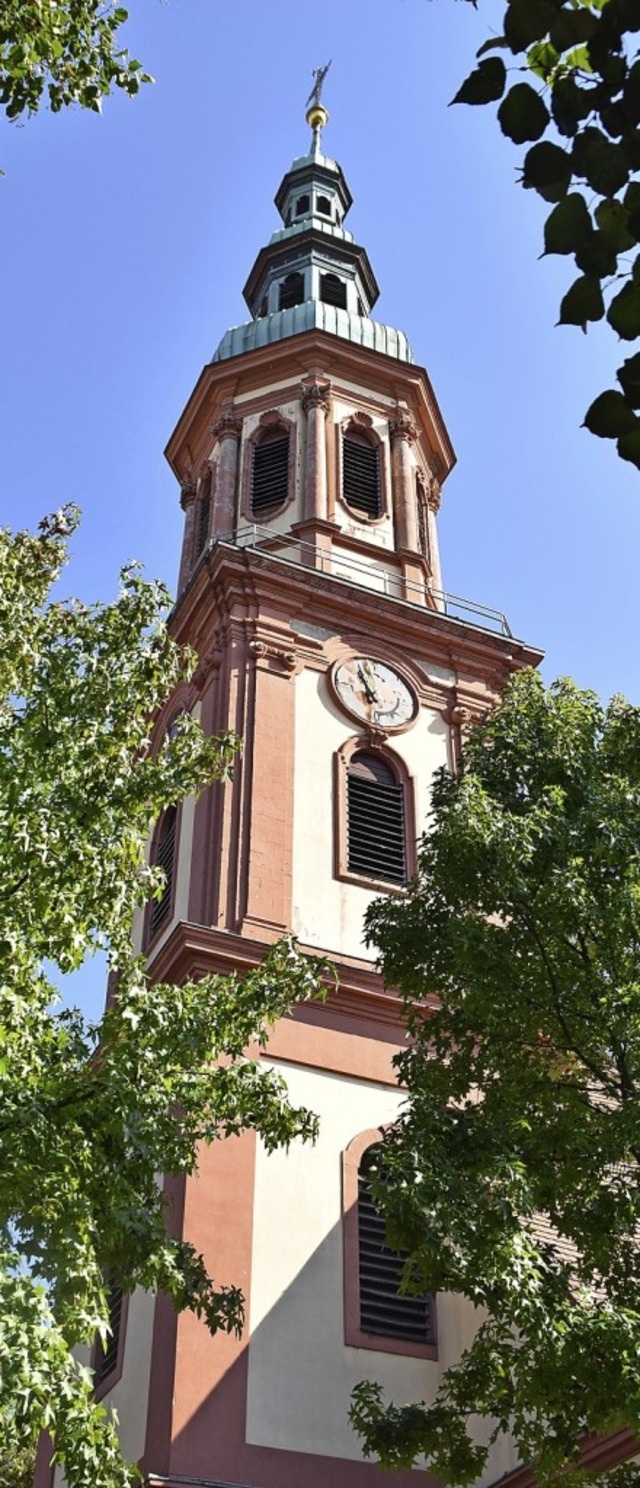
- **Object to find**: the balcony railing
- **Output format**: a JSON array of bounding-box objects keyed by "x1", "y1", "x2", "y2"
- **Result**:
[{"x1": 204, "y1": 525, "x2": 513, "y2": 639}]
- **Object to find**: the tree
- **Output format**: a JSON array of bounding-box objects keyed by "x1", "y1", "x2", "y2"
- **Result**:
[
  {"x1": 0, "y1": 0, "x2": 149, "y2": 121},
  {"x1": 351, "y1": 670, "x2": 640, "y2": 1486},
  {"x1": 0, "y1": 1444, "x2": 36, "y2": 1488},
  {"x1": 455, "y1": 0, "x2": 640, "y2": 468},
  {"x1": 0, "y1": 508, "x2": 326, "y2": 1488}
]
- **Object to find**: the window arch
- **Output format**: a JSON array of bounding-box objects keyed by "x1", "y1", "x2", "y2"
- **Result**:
[
  {"x1": 242, "y1": 411, "x2": 296, "y2": 523},
  {"x1": 147, "y1": 805, "x2": 177, "y2": 943},
  {"x1": 320, "y1": 272, "x2": 347, "y2": 311},
  {"x1": 335, "y1": 739, "x2": 415, "y2": 889},
  {"x1": 342, "y1": 427, "x2": 382, "y2": 519},
  {"x1": 279, "y1": 271, "x2": 304, "y2": 311},
  {"x1": 343, "y1": 1130, "x2": 437, "y2": 1358},
  {"x1": 317, "y1": 193, "x2": 332, "y2": 217},
  {"x1": 295, "y1": 194, "x2": 310, "y2": 217}
]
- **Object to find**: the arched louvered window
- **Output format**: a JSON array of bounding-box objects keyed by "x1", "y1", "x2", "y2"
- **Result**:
[
  {"x1": 251, "y1": 429, "x2": 290, "y2": 517},
  {"x1": 320, "y1": 272, "x2": 347, "y2": 310},
  {"x1": 295, "y1": 194, "x2": 310, "y2": 217},
  {"x1": 94, "y1": 1274, "x2": 124, "y2": 1387},
  {"x1": 347, "y1": 752, "x2": 406, "y2": 885},
  {"x1": 317, "y1": 194, "x2": 332, "y2": 217},
  {"x1": 195, "y1": 477, "x2": 211, "y2": 558},
  {"x1": 149, "y1": 806, "x2": 177, "y2": 940},
  {"x1": 342, "y1": 431, "x2": 381, "y2": 519},
  {"x1": 279, "y1": 272, "x2": 304, "y2": 311},
  {"x1": 358, "y1": 1146, "x2": 434, "y2": 1345}
]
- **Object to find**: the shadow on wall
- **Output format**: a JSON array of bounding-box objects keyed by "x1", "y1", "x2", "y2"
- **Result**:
[{"x1": 163, "y1": 1210, "x2": 440, "y2": 1488}]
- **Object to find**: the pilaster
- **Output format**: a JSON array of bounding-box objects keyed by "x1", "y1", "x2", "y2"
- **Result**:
[
  {"x1": 211, "y1": 407, "x2": 243, "y2": 538},
  {"x1": 177, "y1": 477, "x2": 197, "y2": 593}
]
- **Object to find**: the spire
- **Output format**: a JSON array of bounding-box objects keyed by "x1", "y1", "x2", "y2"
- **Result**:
[{"x1": 211, "y1": 83, "x2": 415, "y2": 368}]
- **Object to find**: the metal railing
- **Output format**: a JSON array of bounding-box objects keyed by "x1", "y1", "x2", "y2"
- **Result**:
[{"x1": 205, "y1": 525, "x2": 512, "y2": 638}]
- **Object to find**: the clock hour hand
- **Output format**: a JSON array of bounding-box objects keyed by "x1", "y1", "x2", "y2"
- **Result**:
[{"x1": 357, "y1": 663, "x2": 378, "y2": 705}]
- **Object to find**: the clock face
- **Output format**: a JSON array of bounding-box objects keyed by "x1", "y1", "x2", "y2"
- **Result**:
[{"x1": 332, "y1": 658, "x2": 417, "y2": 730}]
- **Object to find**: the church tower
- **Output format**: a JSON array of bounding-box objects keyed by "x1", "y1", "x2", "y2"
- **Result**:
[{"x1": 92, "y1": 93, "x2": 542, "y2": 1488}]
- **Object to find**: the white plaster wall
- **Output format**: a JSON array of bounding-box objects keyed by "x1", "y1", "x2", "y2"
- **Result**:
[
  {"x1": 329, "y1": 541, "x2": 403, "y2": 597},
  {"x1": 246, "y1": 1061, "x2": 519, "y2": 1485},
  {"x1": 103, "y1": 1286, "x2": 156, "y2": 1462},
  {"x1": 291, "y1": 665, "x2": 449, "y2": 958},
  {"x1": 52, "y1": 1288, "x2": 155, "y2": 1487}
]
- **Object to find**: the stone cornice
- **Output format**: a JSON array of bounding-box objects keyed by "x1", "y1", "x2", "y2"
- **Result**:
[{"x1": 164, "y1": 327, "x2": 456, "y2": 490}]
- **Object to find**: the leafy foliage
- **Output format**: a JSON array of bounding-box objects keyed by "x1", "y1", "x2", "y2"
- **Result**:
[
  {"x1": 0, "y1": 509, "x2": 326, "y2": 1487},
  {"x1": 351, "y1": 671, "x2": 640, "y2": 1485},
  {"x1": 454, "y1": 0, "x2": 640, "y2": 469},
  {"x1": 0, "y1": 0, "x2": 150, "y2": 122},
  {"x1": 0, "y1": 1443, "x2": 36, "y2": 1488}
]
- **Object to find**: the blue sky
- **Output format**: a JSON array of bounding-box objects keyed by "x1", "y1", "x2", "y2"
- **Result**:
[{"x1": 2, "y1": 0, "x2": 638, "y2": 1014}]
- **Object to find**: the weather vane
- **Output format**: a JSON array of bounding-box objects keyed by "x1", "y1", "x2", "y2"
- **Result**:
[
  {"x1": 306, "y1": 60, "x2": 332, "y2": 110},
  {"x1": 305, "y1": 60, "x2": 331, "y2": 144}
]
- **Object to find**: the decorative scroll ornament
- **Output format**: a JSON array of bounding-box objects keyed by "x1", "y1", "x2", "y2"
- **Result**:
[
  {"x1": 389, "y1": 409, "x2": 417, "y2": 444},
  {"x1": 192, "y1": 646, "x2": 223, "y2": 691},
  {"x1": 211, "y1": 409, "x2": 243, "y2": 444},
  {"x1": 179, "y1": 474, "x2": 197, "y2": 509},
  {"x1": 301, "y1": 381, "x2": 331, "y2": 415},
  {"x1": 428, "y1": 477, "x2": 442, "y2": 513},
  {"x1": 249, "y1": 639, "x2": 297, "y2": 672},
  {"x1": 450, "y1": 704, "x2": 471, "y2": 727}
]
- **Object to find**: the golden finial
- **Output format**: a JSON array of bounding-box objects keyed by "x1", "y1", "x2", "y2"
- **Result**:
[{"x1": 305, "y1": 60, "x2": 331, "y2": 134}]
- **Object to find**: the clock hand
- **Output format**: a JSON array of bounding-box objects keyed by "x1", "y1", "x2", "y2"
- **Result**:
[{"x1": 357, "y1": 663, "x2": 378, "y2": 705}]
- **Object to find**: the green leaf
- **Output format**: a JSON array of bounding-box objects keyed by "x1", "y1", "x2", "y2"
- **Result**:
[
  {"x1": 574, "y1": 131, "x2": 629, "y2": 195},
  {"x1": 476, "y1": 36, "x2": 510, "y2": 59},
  {"x1": 617, "y1": 352, "x2": 640, "y2": 408},
  {"x1": 607, "y1": 281, "x2": 640, "y2": 339},
  {"x1": 574, "y1": 229, "x2": 618, "y2": 277},
  {"x1": 504, "y1": 0, "x2": 561, "y2": 52},
  {"x1": 558, "y1": 274, "x2": 605, "y2": 330},
  {"x1": 527, "y1": 40, "x2": 560, "y2": 81},
  {"x1": 550, "y1": 75, "x2": 594, "y2": 137},
  {"x1": 498, "y1": 83, "x2": 550, "y2": 144},
  {"x1": 617, "y1": 423, "x2": 640, "y2": 467},
  {"x1": 451, "y1": 57, "x2": 507, "y2": 106},
  {"x1": 583, "y1": 389, "x2": 638, "y2": 438},
  {"x1": 624, "y1": 180, "x2": 640, "y2": 238},
  {"x1": 595, "y1": 197, "x2": 635, "y2": 251},
  {"x1": 522, "y1": 141, "x2": 572, "y2": 201},
  {"x1": 549, "y1": 9, "x2": 599, "y2": 51},
  {"x1": 623, "y1": 59, "x2": 640, "y2": 127},
  {"x1": 544, "y1": 193, "x2": 592, "y2": 255}
]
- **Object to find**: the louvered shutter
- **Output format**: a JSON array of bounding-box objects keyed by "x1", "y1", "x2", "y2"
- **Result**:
[
  {"x1": 321, "y1": 273, "x2": 347, "y2": 310},
  {"x1": 94, "y1": 1276, "x2": 124, "y2": 1385},
  {"x1": 150, "y1": 807, "x2": 176, "y2": 938},
  {"x1": 279, "y1": 272, "x2": 304, "y2": 310},
  {"x1": 358, "y1": 1149, "x2": 433, "y2": 1344},
  {"x1": 196, "y1": 481, "x2": 211, "y2": 556},
  {"x1": 347, "y1": 753, "x2": 406, "y2": 885},
  {"x1": 343, "y1": 435, "x2": 381, "y2": 518},
  {"x1": 251, "y1": 434, "x2": 289, "y2": 516}
]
